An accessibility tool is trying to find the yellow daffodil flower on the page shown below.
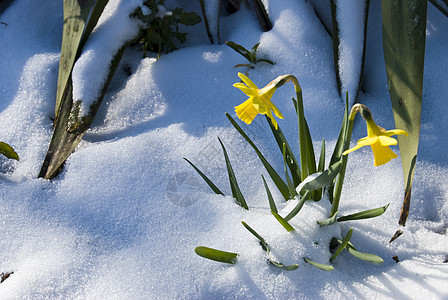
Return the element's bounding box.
[233,73,284,129]
[343,118,408,166]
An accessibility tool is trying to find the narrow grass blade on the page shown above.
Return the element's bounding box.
[337,203,389,222]
[317,212,338,227]
[272,211,295,232]
[299,161,342,194]
[265,115,301,186]
[268,259,299,271]
[283,190,312,221]
[345,243,383,265]
[0,142,19,161]
[241,221,269,252]
[292,97,316,178]
[318,139,325,173]
[330,228,353,262]
[382,0,427,226]
[218,138,248,210]
[226,113,290,200]
[195,246,238,264]
[184,158,224,195]
[262,175,277,213]
[330,93,349,167]
[315,139,326,200]
[283,143,297,198]
[304,258,334,271]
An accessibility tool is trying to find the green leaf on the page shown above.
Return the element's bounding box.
[183,158,224,196]
[265,115,301,187]
[262,175,277,213]
[218,138,248,210]
[345,243,384,265]
[299,161,342,194]
[318,139,325,173]
[268,259,299,271]
[40,45,126,179]
[337,204,390,222]
[55,0,95,120]
[0,142,19,161]
[252,0,273,31]
[283,143,297,198]
[254,58,275,65]
[272,211,295,232]
[283,190,312,221]
[178,11,202,26]
[195,246,238,264]
[225,41,252,62]
[329,93,349,168]
[304,258,334,271]
[382,0,427,226]
[226,113,290,200]
[241,221,269,252]
[330,228,353,262]
[317,212,338,227]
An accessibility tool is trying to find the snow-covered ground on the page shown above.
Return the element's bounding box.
[0,0,447,299]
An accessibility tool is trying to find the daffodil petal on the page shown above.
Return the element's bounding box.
[370,143,397,166]
[235,99,258,124]
[384,129,408,137]
[342,143,365,155]
[271,102,284,119]
[237,72,258,89]
[233,83,256,96]
[357,136,378,147]
[378,135,398,146]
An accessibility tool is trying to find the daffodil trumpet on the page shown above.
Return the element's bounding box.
[330,102,408,217]
[233,73,310,180]
[233,72,300,130]
[343,104,408,167]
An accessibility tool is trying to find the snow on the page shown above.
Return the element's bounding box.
[0,0,447,299]
[335,0,368,105]
[71,0,143,117]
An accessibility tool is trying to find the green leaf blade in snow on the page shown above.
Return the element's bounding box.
[226,113,290,200]
[272,211,295,232]
[337,204,389,222]
[304,258,334,271]
[183,158,224,196]
[346,243,383,265]
[0,142,19,161]
[218,137,248,210]
[195,246,238,264]
[382,0,427,226]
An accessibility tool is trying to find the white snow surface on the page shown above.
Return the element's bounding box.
[0,0,447,299]
[336,0,368,105]
[71,0,143,117]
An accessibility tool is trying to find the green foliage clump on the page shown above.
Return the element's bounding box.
[132,0,202,57]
